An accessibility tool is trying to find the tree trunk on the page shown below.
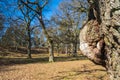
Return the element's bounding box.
[80,0,120,80]
[72,43,77,57]
[49,40,54,62]
[65,44,68,55]
[38,16,54,62]
[27,28,32,59]
[99,0,120,79]
[15,43,18,51]
[13,36,18,51]
[73,36,78,57]
[57,45,60,56]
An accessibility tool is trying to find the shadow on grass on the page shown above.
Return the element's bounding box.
[0,57,49,66]
[0,66,21,72]
[58,67,106,75]
[54,55,88,62]
[51,67,107,80]
[0,55,88,66]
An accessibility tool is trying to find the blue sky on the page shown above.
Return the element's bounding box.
[44,0,62,19]
[0,0,62,20]
[0,0,62,38]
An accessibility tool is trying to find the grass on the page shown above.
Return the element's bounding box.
[0,50,88,65]
[0,50,109,80]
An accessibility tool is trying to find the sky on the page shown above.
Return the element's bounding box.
[0,0,62,38]
[43,0,62,19]
[0,0,62,30]
[0,0,62,19]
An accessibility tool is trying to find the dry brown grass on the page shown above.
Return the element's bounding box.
[0,60,108,80]
[0,51,108,80]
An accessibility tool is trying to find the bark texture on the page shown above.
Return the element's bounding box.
[80,20,106,66]
[80,0,120,80]
[100,0,120,79]
[80,0,106,66]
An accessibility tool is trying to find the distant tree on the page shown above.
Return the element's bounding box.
[1,21,27,49]
[0,0,27,49]
[18,1,36,58]
[33,29,40,47]
[33,28,46,48]
[18,0,54,62]
[0,14,4,30]
[0,14,5,38]
[51,0,87,56]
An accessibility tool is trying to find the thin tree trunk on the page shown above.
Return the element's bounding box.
[72,43,77,57]
[56,44,60,56]
[73,36,78,57]
[57,45,59,56]
[13,36,18,51]
[15,43,18,51]
[49,40,54,62]
[38,16,54,62]
[65,44,68,55]
[27,27,32,59]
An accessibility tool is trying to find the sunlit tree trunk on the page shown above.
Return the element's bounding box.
[56,44,60,56]
[49,40,54,62]
[65,44,68,55]
[38,16,54,62]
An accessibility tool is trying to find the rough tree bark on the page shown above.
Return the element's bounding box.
[80,0,106,66]
[79,0,120,80]
[100,0,120,79]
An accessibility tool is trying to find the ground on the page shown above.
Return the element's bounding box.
[0,50,108,80]
[0,60,108,80]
